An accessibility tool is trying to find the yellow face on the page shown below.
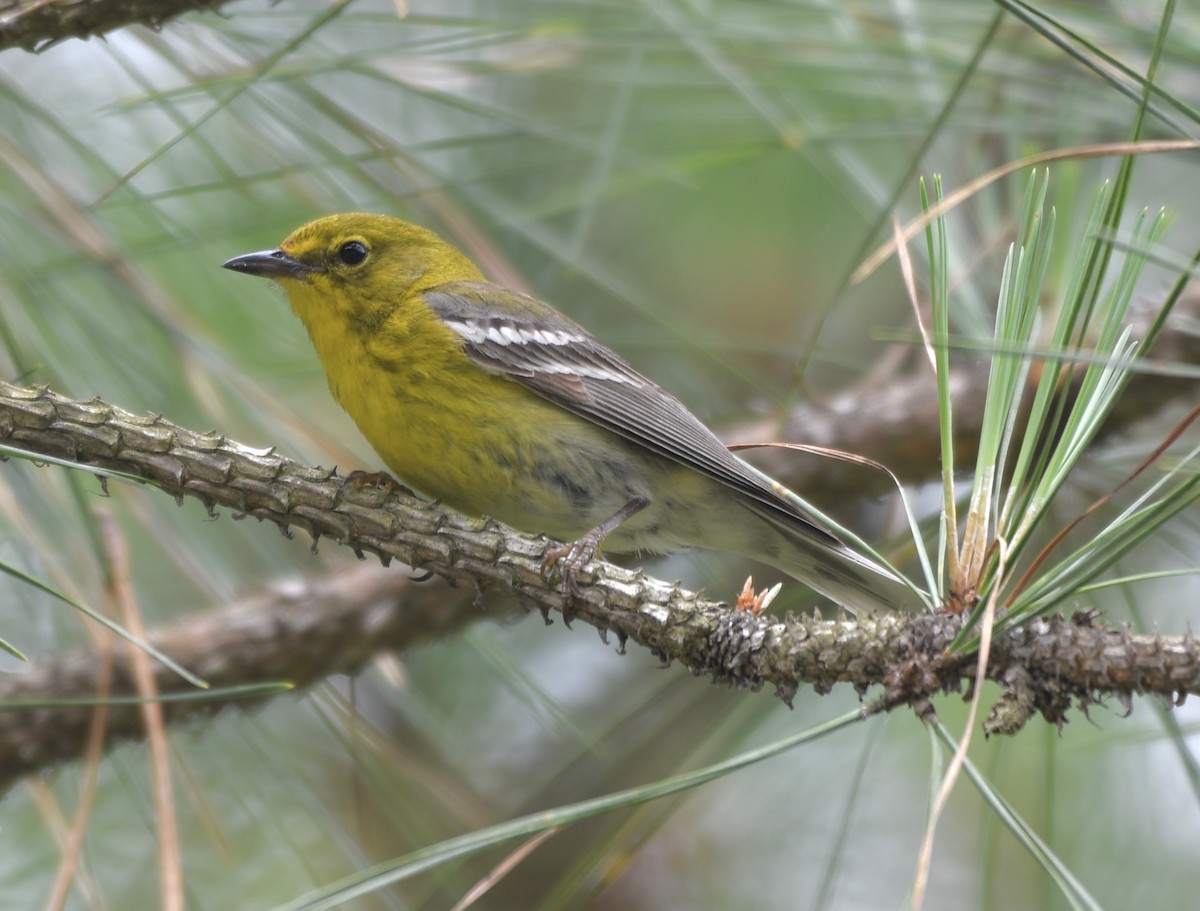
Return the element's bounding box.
[281,216,398,330]
[224,213,484,328]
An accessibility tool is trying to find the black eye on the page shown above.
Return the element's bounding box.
[337,241,368,266]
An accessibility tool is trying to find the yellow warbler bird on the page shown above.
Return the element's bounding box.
[223,213,923,615]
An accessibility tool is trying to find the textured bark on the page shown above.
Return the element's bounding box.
[0,380,1198,789]
[0,565,498,790]
[0,0,226,52]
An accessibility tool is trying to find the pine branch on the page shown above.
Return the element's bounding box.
[0,564,493,791]
[0,379,1199,791]
[0,0,225,53]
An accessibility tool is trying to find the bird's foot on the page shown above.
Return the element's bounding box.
[541,532,603,626]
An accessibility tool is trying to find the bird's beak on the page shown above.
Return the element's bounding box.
[222,249,324,279]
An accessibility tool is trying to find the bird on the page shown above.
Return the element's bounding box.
[223,213,925,615]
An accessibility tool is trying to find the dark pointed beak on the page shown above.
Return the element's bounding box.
[222,249,324,279]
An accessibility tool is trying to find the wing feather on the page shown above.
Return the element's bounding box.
[423,282,839,546]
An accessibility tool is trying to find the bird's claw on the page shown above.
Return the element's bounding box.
[541,534,601,626]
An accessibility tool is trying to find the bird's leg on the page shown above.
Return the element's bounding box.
[543,496,649,624]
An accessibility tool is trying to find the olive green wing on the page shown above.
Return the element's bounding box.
[422,281,839,544]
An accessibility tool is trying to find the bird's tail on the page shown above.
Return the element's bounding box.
[752,508,929,616]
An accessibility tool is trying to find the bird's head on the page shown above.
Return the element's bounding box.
[223,213,484,326]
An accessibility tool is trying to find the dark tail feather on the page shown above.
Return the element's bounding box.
[756,511,928,616]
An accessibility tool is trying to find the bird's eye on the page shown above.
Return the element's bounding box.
[337,241,369,266]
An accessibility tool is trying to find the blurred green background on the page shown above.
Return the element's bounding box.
[0,1,1198,908]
